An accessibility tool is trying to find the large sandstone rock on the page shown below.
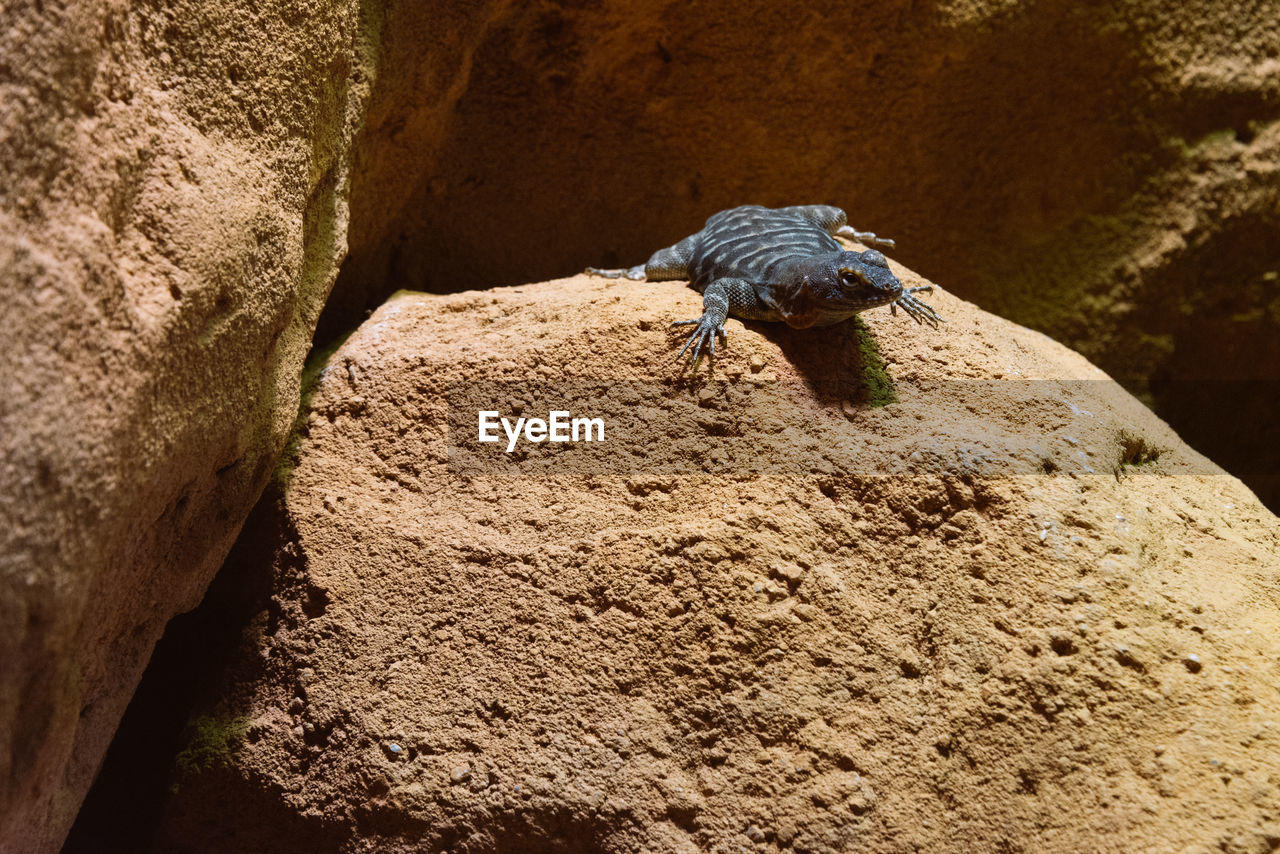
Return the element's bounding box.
[159,265,1280,852]
[0,1,371,850]
[326,0,1280,509]
[7,2,1278,851]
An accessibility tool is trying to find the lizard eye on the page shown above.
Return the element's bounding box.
[839,268,864,286]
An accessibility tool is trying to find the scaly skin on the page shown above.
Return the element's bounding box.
[587,204,942,365]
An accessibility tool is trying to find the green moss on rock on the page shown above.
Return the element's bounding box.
[173,715,249,784]
[854,317,897,408]
[274,331,353,488]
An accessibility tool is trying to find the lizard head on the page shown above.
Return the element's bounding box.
[830,250,903,307]
[778,250,904,328]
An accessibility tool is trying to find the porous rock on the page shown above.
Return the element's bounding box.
[159,266,1280,853]
[0,2,370,851]
[330,0,1280,507]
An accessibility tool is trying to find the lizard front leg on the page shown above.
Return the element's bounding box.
[671,277,756,365]
[890,284,944,327]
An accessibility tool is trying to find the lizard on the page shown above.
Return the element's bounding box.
[586,204,943,364]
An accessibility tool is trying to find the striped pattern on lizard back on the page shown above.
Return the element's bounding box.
[584,203,942,366]
[683,205,842,293]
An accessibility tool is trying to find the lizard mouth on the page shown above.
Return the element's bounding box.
[839,282,903,310]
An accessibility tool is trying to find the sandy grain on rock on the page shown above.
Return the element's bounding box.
[0,3,371,851]
[161,269,1280,854]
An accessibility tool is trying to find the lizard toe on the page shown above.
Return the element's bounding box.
[893,292,944,327]
[675,318,726,365]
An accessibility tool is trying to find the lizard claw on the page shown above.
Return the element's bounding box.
[672,316,726,366]
[890,285,944,327]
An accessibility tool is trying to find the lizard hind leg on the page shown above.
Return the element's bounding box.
[589,231,698,282]
[642,234,697,282]
[585,264,647,280]
[836,224,896,249]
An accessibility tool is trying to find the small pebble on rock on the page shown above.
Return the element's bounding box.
[745,824,766,843]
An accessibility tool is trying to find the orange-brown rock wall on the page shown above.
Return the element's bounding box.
[330,0,1280,506]
[0,1,372,851]
[6,1,1278,851]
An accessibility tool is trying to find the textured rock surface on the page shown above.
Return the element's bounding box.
[159,267,1279,853]
[8,1,1278,851]
[0,1,372,851]
[325,0,1280,509]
